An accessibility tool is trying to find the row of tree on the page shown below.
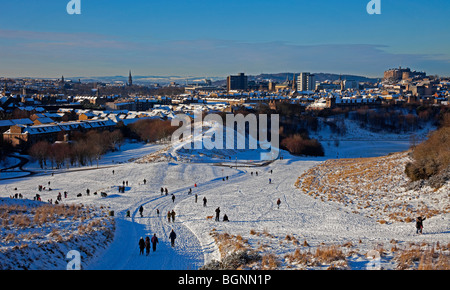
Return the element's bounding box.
[128,118,178,143]
[29,130,123,169]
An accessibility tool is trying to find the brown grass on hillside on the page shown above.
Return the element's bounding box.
[395,243,450,270]
[295,151,449,222]
[210,229,250,258]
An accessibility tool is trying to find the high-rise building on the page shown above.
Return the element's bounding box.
[297,72,315,92]
[227,73,248,91]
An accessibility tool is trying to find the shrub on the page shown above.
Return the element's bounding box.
[405,126,450,181]
[281,134,324,157]
[129,119,178,143]
[314,245,346,264]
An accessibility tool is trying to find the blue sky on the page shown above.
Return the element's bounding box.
[1,0,449,78]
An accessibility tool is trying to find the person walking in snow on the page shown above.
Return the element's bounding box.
[203,196,207,207]
[277,198,281,209]
[215,207,220,221]
[167,211,171,223]
[161,187,164,195]
[151,234,159,252]
[145,236,151,256]
[169,229,177,247]
[172,194,175,203]
[195,194,198,203]
[139,205,144,217]
[171,210,176,222]
[138,237,145,255]
[416,216,426,234]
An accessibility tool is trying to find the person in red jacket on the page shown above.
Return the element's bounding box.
[145,236,150,256]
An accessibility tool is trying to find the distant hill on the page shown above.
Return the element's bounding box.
[252,72,380,83]
[70,72,380,86]
[73,75,224,85]
[211,72,380,87]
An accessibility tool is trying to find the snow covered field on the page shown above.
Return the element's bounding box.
[1,120,448,270]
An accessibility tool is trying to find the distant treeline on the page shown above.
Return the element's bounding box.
[29,130,124,169]
[350,105,441,133]
[27,118,178,169]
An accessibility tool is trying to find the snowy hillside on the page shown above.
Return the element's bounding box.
[0,197,114,270]
[1,118,448,270]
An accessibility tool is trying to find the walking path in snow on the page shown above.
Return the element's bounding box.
[2,137,448,270]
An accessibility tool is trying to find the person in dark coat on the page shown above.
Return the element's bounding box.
[151,234,159,252]
[138,237,145,255]
[167,211,171,223]
[416,216,426,234]
[171,210,176,222]
[223,214,229,222]
[172,194,175,203]
[145,236,151,256]
[139,205,144,217]
[169,229,177,247]
[277,198,281,209]
[203,196,207,207]
[215,207,220,221]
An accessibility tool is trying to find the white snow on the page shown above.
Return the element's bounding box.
[1,119,448,270]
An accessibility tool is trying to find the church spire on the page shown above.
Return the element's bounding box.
[128,70,133,86]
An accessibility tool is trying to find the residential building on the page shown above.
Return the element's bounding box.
[297,72,315,92]
[227,73,248,91]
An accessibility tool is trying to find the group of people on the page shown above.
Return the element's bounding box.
[138,229,177,256]
[138,234,159,256]
[215,207,229,222]
[167,209,176,222]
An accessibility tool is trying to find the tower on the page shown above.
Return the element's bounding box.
[296,72,315,92]
[128,70,133,86]
[291,73,297,90]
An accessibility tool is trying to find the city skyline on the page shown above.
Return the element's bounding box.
[1,0,449,78]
